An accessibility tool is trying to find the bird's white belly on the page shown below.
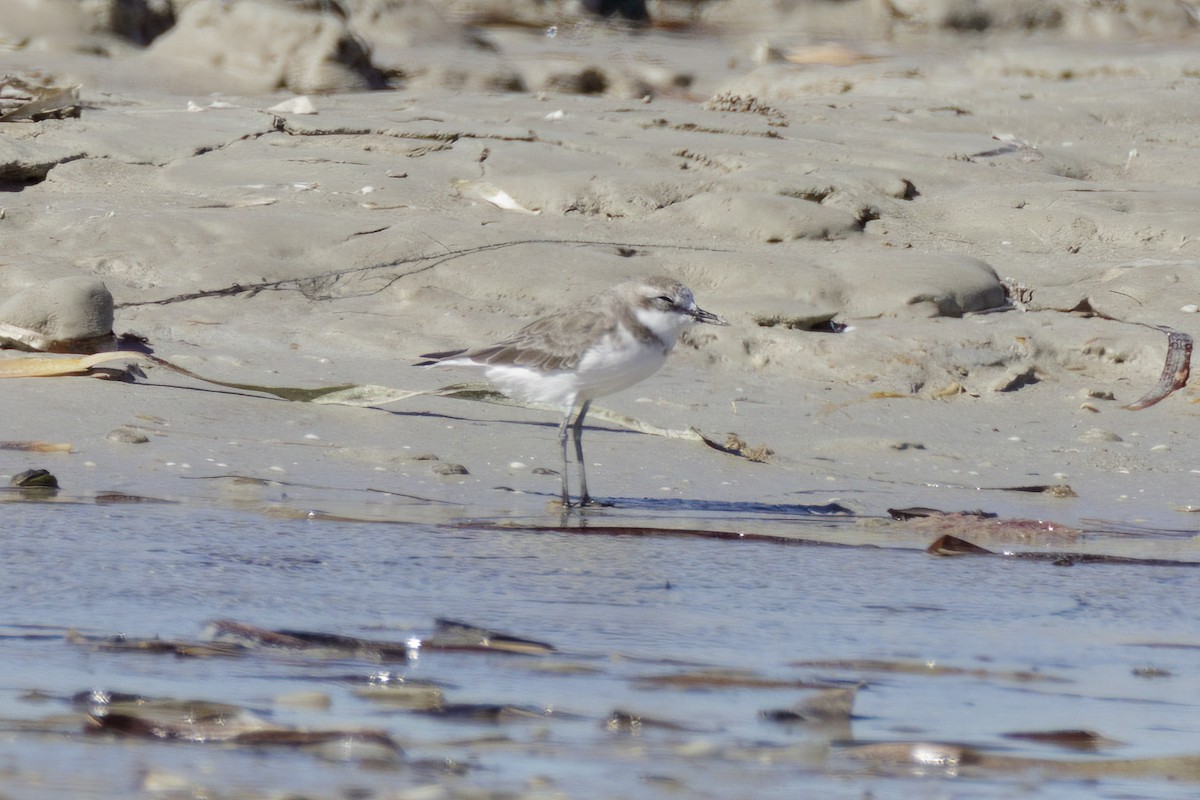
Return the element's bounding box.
[574,335,667,400]
[481,335,668,410]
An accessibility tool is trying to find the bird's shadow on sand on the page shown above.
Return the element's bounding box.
[566,496,855,517]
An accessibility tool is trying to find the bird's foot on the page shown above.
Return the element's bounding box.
[577,495,614,508]
[551,496,613,510]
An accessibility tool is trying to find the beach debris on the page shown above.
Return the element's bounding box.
[452,179,540,214]
[969,134,1043,163]
[10,469,58,489]
[185,99,237,112]
[0,323,59,354]
[892,508,1082,545]
[924,533,1015,556]
[752,310,839,330]
[1131,666,1172,678]
[106,427,151,444]
[1125,326,1191,410]
[71,630,245,659]
[205,620,412,661]
[1080,427,1122,442]
[0,441,71,453]
[634,669,833,691]
[926,534,1200,567]
[94,492,176,505]
[422,618,555,656]
[0,350,759,467]
[701,432,775,462]
[432,461,469,476]
[889,506,994,521]
[761,686,859,723]
[415,703,547,722]
[266,95,317,115]
[81,691,402,761]
[1003,729,1119,752]
[69,620,420,662]
[791,658,1061,683]
[992,484,1077,497]
[990,365,1039,392]
[838,739,1200,781]
[604,709,701,734]
[0,76,81,122]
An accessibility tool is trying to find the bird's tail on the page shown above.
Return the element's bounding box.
[412,348,468,367]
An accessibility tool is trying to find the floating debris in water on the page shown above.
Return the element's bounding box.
[634,668,834,690]
[424,618,555,656]
[1002,728,1120,752]
[926,534,1200,567]
[94,492,176,505]
[206,620,412,661]
[761,686,860,724]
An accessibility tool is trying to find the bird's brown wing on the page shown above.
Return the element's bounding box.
[463,308,615,372]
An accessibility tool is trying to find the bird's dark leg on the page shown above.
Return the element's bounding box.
[557,407,573,507]
[572,399,593,506]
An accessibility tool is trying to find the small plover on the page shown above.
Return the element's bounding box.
[416,276,728,507]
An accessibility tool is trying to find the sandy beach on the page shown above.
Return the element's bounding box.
[3,0,1200,525]
[5,3,1200,797]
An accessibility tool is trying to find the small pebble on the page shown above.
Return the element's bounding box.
[107,427,150,444]
[1080,428,1122,443]
[11,469,58,488]
[432,462,468,476]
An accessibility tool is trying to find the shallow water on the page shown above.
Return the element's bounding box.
[2,498,1199,799]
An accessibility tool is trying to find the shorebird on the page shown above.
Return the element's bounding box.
[416,276,728,507]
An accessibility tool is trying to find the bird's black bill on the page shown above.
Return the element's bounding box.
[691,307,729,326]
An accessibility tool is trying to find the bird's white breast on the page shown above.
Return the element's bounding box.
[572,322,669,401]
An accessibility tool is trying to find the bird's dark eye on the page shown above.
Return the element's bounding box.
[655,295,675,307]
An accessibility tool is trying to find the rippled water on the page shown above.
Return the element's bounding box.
[2,498,1198,799]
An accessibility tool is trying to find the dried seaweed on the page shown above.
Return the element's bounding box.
[926,534,1200,567]
[0,441,72,453]
[0,351,763,463]
[1003,729,1119,752]
[84,705,401,760]
[1125,327,1192,410]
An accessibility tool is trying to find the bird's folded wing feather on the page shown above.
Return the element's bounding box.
[465,308,614,372]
